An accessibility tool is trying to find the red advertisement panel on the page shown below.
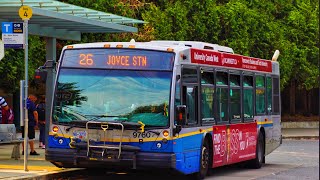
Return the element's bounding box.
[221,53,242,69]
[190,48,272,72]
[227,123,257,165]
[212,125,227,168]
[190,48,222,66]
[212,122,257,168]
[241,56,272,72]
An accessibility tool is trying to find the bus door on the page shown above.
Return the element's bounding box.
[174,66,202,173]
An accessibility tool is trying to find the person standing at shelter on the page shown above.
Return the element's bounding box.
[36,96,46,149]
[22,94,40,155]
[0,96,9,123]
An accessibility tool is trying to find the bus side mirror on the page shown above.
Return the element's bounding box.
[34,69,47,84]
[176,105,187,126]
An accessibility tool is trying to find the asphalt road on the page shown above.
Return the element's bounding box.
[42,139,319,180]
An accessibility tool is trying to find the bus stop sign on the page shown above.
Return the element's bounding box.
[19,5,32,20]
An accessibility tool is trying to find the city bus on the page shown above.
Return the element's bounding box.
[46,40,281,179]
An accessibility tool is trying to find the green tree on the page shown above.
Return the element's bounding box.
[0,36,46,93]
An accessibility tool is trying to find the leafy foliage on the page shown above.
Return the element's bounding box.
[0,0,318,94]
[0,36,46,93]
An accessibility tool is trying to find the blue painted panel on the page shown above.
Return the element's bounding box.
[48,135,70,149]
[48,133,203,175]
[257,124,273,128]
[48,135,173,152]
[173,134,203,174]
[2,22,12,33]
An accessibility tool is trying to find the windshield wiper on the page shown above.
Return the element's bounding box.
[63,120,87,132]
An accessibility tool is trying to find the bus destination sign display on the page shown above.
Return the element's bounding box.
[61,49,174,70]
[191,49,272,72]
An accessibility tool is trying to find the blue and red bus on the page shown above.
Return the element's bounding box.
[46,40,281,179]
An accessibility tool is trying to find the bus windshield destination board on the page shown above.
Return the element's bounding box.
[191,48,272,72]
[61,49,174,70]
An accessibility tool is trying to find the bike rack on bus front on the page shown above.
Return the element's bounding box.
[85,121,124,159]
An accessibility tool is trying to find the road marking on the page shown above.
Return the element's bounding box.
[0,164,62,171]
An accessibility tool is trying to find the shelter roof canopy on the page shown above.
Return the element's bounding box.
[0,0,146,40]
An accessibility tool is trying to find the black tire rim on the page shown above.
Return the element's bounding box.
[257,136,263,163]
[201,145,209,174]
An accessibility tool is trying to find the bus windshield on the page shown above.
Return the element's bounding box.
[53,68,172,127]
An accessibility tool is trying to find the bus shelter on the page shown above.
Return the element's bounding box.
[0,0,145,170]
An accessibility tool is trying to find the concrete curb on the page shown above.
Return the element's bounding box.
[282,121,319,128]
[282,136,319,140]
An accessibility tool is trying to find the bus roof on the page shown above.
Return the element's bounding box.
[63,40,233,53]
[62,40,279,75]
[150,41,234,54]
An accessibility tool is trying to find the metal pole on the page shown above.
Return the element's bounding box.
[20,80,25,129]
[23,19,29,172]
[45,37,56,149]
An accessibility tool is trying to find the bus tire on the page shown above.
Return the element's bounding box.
[192,139,210,180]
[248,132,264,169]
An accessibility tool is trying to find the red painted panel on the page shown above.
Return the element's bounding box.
[227,123,257,165]
[221,53,242,69]
[212,122,257,168]
[212,125,227,168]
[241,56,272,73]
[191,48,222,66]
[190,48,272,73]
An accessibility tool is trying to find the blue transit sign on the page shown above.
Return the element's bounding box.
[1,22,24,49]
[2,22,13,33]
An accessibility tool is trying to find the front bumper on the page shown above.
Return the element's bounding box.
[46,148,176,169]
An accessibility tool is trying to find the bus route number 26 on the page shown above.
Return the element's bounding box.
[79,53,94,66]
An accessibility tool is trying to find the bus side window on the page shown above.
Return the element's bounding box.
[201,69,214,123]
[255,75,265,114]
[183,86,198,125]
[243,75,254,120]
[216,71,228,123]
[175,79,181,106]
[181,66,198,125]
[216,88,228,122]
[272,77,280,114]
[201,87,214,122]
[267,77,272,114]
[230,74,241,120]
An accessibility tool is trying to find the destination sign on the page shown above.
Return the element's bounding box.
[61,49,174,70]
[191,49,272,72]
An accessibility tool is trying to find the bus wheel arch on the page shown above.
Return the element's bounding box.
[192,133,213,180]
[259,127,266,163]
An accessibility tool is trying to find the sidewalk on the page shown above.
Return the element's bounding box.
[0,131,80,180]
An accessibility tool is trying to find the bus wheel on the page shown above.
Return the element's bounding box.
[248,132,264,169]
[192,140,210,180]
